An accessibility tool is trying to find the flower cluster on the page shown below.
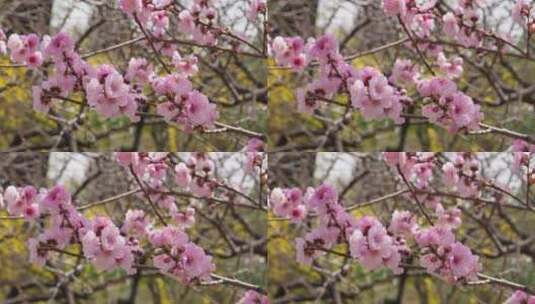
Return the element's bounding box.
[244,138,266,172]
[512,140,535,152]
[269,151,519,283]
[247,0,267,22]
[270,32,485,131]
[154,72,217,130]
[173,153,217,198]
[115,152,214,228]
[5,33,43,68]
[2,179,214,284]
[3,0,283,132]
[271,36,308,71]
[115,151,261,215]
[271,34,408,123]
[349,215,408,274]
[511,141,535,184]
[82,216,141,274]
[119,0,264,46]
[3,185,41,220]
[384,152,481,197]
[271,184,407,274]
[269,0,535,135]
[383,0,507,49]
[150,225,214,283]
[418,77,482,133]
[85,62,142,120]
[415,226,480,282]
[512,0,534,28]
[0,29,220,128]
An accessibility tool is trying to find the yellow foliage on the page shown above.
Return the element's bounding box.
[156,278,171,304]
[168,126,177,151]
[427,127,442,151]
[424,278,439,304]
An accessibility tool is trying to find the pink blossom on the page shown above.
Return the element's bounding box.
[383,0,407,17]
[81,219,137,274]
[417,77,457,98]
[413,14,435,38]
[504,290,535,304]
[0,29,7,55]
[438,53,463,79]
[367,223,392,252]
[116,152,134,166]
[25,52,43,69]
[172,52,199,77]
[442,12,460,37]
[437,206,462,229]
[420,253,442,273]
[178,10,196,34]
[447,242,479,279]
[100,224,123,251]
[190,177,212,198]
[23,203,40,221]
[442,162,459,187]
[175,163,192,188]
[391,59,419,85]
[5,186,39,218]
[180,243,214,282]
[271,36,288,55]
[271,188,294,217]
[149,226,189,248]
[349,219,403,273]
[247,0,267,21]
[295,238,316,265]
[307,184,338,211]
[122,209,149,237]
[153,254,176,273]
[415,226,455,247]
[383,152,406,166]
[104,71,129,99]
[173,207,196,229]
[296,87,319,114]
[28,238,47,266]
[456,176,479,197]
[118,0,143,15]
[512,0,531,24]
[245,138,265,152]
[412,162,433,188]
[238,290,269,304]
[369,74,394,101]
[389,210,418,236]
[289,204,307,223]
[44,32,74,59]
[42,185,71,213]
[271,36,308,71]
[157,101,180,122]
[151,10,169,35]
[308,34,337,62]
[32,86,53,113]
[511,140,535,152]
[125,57,153,84]
[3,185,20,209]
[185,91,217,127]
